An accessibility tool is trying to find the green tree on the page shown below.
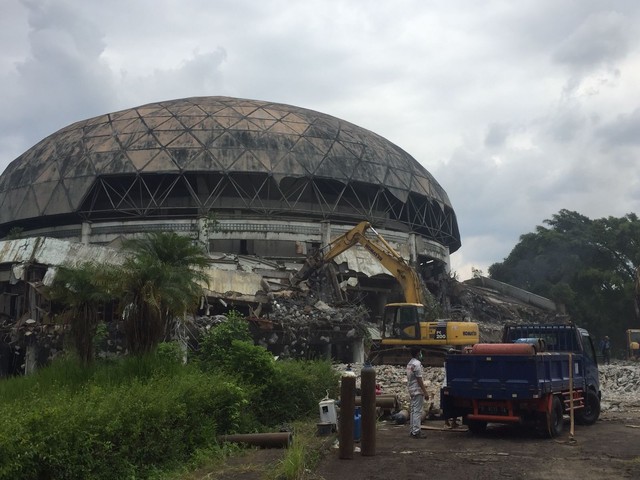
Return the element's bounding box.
[117,232,209,355]
[489,209,640,350]
[48,263,114,364]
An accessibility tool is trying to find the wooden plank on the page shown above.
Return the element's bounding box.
[421,425,469,432]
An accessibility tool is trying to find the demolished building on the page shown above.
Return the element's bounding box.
[0,96,558,373]
[0,234,560,376]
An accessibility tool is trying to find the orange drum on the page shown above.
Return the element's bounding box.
[470,343,536,355]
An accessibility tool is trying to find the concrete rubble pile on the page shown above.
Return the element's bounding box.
[335,362,640,415]
[599,362,640,412]
[334,363,445,414]
[449,280,567,343]
[256,296,370,359]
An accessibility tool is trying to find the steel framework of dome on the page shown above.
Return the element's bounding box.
[0,96,460,251]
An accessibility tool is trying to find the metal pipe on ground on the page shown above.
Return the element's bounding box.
[355,394,398,410]
[218,432,293,449]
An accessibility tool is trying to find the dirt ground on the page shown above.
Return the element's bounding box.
[200,409,640,479]
[311,410,640,480]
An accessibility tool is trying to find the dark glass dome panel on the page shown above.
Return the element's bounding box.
[0,97,460,251]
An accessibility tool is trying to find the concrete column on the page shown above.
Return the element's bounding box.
[25,344,37,375]
[197,217,208,248]
[174,316,188,365]
[81,222,91,244]
[320,221,332,248]
[324,343,332,361]
[444,246,451,274]
[352,338,365,364]
[377,292,388,320]
[408,232,418,266]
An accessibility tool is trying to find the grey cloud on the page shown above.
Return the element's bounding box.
[116,49,227,110]
[552,11,631,70]
[533,168,591,200]
[485,123,510,148]
[434,146,540,242]
[0,1,114,143]
[596,108,640,147]
[545,108,588,143]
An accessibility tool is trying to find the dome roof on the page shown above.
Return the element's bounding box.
[0,96,460,250]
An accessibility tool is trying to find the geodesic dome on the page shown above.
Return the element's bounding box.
[0,96,460,251]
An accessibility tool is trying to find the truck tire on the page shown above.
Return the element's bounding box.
[575,390,600,425]
[466,419,487,434]
[547,396,564,438]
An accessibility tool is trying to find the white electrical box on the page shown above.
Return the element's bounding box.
[319,399,337,425]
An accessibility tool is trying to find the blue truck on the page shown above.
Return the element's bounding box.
[440,323,601,437]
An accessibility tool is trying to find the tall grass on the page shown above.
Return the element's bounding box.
[0,355,94,403]
[0,353,246,479]
[266,420,333,480]
[0,345,339,480]
[0,350,185,404]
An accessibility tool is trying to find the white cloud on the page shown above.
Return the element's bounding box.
[2,0,640,280]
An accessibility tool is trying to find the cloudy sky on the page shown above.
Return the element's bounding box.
[2,0,640,280]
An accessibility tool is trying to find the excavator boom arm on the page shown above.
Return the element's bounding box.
[318,222,426,305]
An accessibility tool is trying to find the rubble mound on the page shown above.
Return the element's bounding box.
[449,280,568,343]
[253,295,371,360]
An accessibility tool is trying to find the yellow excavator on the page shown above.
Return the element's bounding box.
[292,221,479,364]
[626,329,640,360]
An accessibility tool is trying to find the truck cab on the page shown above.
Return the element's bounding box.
[502,323,601,400]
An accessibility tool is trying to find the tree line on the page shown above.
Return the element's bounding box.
[488,209,640,354]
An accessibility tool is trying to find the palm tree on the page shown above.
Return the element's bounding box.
[48,262,114,364]
[118,232,209,355]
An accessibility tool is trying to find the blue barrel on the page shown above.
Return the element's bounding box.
[354,407,362,442]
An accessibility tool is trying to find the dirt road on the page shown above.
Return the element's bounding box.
[312,410,640,480]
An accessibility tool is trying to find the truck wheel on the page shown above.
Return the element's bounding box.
[467,420,487,434]
[575,390,600,425]
[547,396,564,438]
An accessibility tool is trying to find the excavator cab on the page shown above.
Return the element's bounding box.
[377,302,479,365]
[382,303,480,346]
[382,303,424,340]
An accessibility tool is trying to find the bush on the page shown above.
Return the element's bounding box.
[255,360,339,425]
[0,319,341,478]
[197,312,252,363]
[196,312,339,427]
[0,356,249,479]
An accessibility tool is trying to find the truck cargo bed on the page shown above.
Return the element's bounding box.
[445,352,585,401]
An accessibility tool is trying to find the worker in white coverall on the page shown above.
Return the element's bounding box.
[406,347,429,438]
